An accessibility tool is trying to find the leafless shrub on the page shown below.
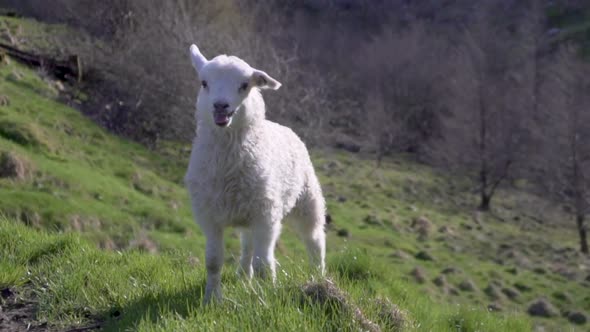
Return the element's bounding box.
[431,3,535,211]
[534,45,590,254]
[354,23,448,159]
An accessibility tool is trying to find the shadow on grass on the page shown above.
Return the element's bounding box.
[99,280,206,332]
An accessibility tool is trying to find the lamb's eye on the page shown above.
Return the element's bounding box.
[238,82,249,92]
[201,81,208,89]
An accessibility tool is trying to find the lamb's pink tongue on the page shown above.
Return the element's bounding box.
[214,113,229,125]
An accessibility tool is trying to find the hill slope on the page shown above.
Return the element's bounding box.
[0,52,536,331]
[0,15,589,331]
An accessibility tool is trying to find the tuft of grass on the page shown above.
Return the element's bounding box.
[0,120,51,149]
[329,248,378,281]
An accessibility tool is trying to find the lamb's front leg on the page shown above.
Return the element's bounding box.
[252,223,281,281]
[203,227,224,304]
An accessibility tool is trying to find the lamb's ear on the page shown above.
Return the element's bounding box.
[251,69,281,90]
[189,44,208,72]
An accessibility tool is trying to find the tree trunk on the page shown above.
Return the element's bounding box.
[479,167,491,211]
[479,192,491,211]
[577,214,589,254]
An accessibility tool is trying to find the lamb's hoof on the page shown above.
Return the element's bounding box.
[203,288,222,305]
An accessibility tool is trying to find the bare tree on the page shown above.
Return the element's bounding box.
[537,46,590,254]
[436,3,532,211]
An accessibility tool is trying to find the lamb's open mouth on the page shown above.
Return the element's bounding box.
[213,110,235,127]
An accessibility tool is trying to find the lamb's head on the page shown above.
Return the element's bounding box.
[189,44,281,129]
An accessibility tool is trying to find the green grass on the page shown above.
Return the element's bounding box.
[0,59,200,252]
[0,219,530,331]
[0,56,534,331]
[0,15,91,56]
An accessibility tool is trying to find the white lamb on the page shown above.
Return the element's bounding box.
[184,44,326,304]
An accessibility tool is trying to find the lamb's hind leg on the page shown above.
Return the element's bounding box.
[237,228,254,278]
[292,191,326,275]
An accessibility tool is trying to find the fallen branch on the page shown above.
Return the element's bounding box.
[0,42,82,82]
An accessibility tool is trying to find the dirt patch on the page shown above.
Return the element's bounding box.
[374,297,409,331]
[128,230,158,254]
[301,280,381,332]
[0,287,100,332]
[411,216,432,241]
[0,287,47,332]
[0,151,33,180]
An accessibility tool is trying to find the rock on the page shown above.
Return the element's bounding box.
[410,267,427,284]
[19,209,41,227]
[0,95,9,106]
[448,243,463,253]
[473,211,483,225]
[363,214,383,227]
[514,282,532,293]
[552,291,572,303]
[433,275,446,287]
[390,250,411,260]
[322,160,342,172]
[502,287,520,300]
[438,225,454,235]
[337,229,350,238]
[188,255,200,267]
[54,80,65,92]
[415,251,434,261]
[302,281,380,332]
[458,279,478,292]
[460,223,473,231]
[302,280,347,307]
[411,216,432,240]
[552,265,577,281]
[488,303,502,312]
[337,196,347,202]
[441,267,461,274]
[503,250,532,269]
[484,284,503,301]
[566,311,587,325]
[527,299,559,318]
[374,297,408,331]
[129,231,158,254]
[1,288,13,299]
[0,151,33,180]
[448,287,460,296]
[100,238,117,250]
[335,141,361,153]
[533,325,546,332]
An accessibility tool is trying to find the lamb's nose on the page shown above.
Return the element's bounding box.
[214,101,229,110]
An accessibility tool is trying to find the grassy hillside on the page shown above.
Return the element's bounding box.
[0,15,588,332]
[1,219,533,332]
